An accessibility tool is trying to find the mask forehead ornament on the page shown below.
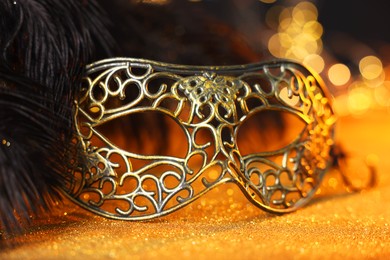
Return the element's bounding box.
[66,58,336,220]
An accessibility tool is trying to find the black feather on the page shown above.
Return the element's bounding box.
[0,0,113,233]
[0,76,66,232]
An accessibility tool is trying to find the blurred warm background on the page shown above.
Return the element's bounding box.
[1,0,390,258]
[99,0,390,117]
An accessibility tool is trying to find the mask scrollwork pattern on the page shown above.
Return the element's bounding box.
[65,58,336,220]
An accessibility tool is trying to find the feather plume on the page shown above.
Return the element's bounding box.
[0,0,113,233]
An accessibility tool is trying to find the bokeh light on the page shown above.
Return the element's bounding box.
[303,53,325,73]
[264,1,388,117]
[267,1,322,62]
[328,63,351,86]
[359,55,383,80]
[347,83,372,115]
[374,81,390,107]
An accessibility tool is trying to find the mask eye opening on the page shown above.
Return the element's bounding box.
[93,110,189,158]
[236,109,306,156]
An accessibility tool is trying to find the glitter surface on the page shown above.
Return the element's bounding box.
[1,110,390,259]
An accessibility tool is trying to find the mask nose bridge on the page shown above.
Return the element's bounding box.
[181,72,270,208]
[203,75,249,183]
[213,121,257,192]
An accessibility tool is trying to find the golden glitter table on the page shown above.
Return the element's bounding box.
[1,109,390,259]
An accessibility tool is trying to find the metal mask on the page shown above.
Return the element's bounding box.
[65,58,336,220]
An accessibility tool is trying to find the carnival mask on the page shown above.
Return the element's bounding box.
[65,58,336,220]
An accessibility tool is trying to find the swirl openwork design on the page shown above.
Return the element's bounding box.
[65,58,336,220]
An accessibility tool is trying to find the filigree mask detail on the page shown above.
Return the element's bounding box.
[65,58,336,220]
